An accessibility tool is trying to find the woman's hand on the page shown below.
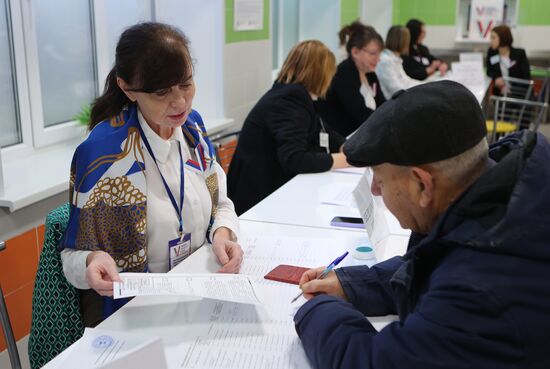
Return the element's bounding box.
[331,153,349,169]
[212,227,243,273]
[438,62,448,75]
[85,251,121,296]
[298,266,347,300]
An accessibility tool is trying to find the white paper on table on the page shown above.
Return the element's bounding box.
[450,61,486,89]
[239,235,362,286]
[459,52,484,64]
[59,328,167,369]
[113,273,263,305]
[177,295,310,369]
[352,169,410,261]
[320,183,357,208]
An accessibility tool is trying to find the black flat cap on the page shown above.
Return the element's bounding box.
[344,80,487,167]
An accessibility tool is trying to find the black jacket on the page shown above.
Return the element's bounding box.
[403,44,438,81]
[227,83,345,215]
[486,47,531,94]
[316,58,385,137]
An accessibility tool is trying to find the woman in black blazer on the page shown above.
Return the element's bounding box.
[227,40,348,215]
[315,22,385,137]
[486,25,530,95]
[402,18,448,80]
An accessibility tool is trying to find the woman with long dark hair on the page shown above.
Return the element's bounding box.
[402,19,448,80]
[60,22,243,326]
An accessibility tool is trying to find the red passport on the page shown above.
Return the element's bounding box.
[264,264,310,285]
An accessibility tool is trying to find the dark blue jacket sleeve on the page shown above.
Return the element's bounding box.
[335,256,403,316]
[295,284,523,369]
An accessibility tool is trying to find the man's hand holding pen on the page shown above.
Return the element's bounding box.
[298,267,347,300]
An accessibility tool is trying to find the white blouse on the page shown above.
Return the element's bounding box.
[376,49,422,99]
[61,110,240,289]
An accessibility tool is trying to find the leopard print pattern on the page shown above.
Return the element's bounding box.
[205,173,219,218]
[76,176,147,271]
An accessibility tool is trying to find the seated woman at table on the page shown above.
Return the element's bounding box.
[402,18,448,80]
[60,22,243,326]
[227,40,349,215]
[376,25,421,99]
[315,21,385,137]
[486,24,530,96]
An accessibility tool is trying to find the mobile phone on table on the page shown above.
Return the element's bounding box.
[330,216,364,229]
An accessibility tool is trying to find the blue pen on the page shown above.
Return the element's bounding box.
[291,251,349,303]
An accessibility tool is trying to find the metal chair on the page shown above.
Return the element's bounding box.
[501,76,535,100]
[210,130,241,174]
[0,241,22,369]
[487,95,549,143]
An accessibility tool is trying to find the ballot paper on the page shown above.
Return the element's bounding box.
[59,328,167,369]
[113,273,263,305]
[177,290,310,369]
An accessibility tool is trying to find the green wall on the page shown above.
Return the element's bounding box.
[519,0,550,25]
[341,0,361,27]
[225,0,270,43]
[392,0,456,25]
[392,0,550,27]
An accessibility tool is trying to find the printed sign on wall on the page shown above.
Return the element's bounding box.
[469,0,504,41]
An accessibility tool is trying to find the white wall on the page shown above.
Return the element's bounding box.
[362,0,393,39]
[155,0,225,120]
[223,40,273,127]
[425,24,550,57]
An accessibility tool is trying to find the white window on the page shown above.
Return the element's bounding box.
[272,0,340,71]
[0,0,227,211]
[0,0,21,148]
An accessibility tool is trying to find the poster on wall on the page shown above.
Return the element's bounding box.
[468,0,504,41]
[234,0,263,31]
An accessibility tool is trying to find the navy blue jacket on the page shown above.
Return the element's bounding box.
[295,131,550,369]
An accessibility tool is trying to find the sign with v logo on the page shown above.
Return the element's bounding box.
[468,0,504,41]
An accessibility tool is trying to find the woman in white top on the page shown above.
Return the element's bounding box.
[60,22,243,326]
[376,26,421,99]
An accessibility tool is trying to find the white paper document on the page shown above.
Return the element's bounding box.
[177,293,310,369]
[353,169,410,261]
[233,0,263,31]
[59,328,167,369]
[320,183,357,208]
[113,273,263,305]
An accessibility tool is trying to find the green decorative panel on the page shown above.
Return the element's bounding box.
[341,0,361,27]
[519,0,550,25]
[392,0,456,25]
[225,0,270,43]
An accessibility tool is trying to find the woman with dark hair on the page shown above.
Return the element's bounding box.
[60,22,243,326]
[402,19,448,80]
[376,26,421,99]
[315,21,385,137]
[227,40,348,215]
[487,24,530,95]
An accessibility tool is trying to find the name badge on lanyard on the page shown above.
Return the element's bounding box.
[319,118,330,154]
[168,233,191,270]
[137,123,192,271]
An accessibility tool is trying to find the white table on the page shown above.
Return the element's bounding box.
[44,220,395,368]
[240,171,366,232]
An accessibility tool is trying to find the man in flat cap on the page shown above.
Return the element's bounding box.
[294,80,550,369]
